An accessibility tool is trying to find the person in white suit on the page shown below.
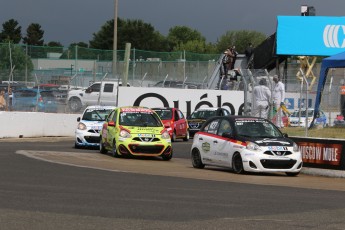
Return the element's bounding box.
[253,78,271,119]
[272,75,285,128]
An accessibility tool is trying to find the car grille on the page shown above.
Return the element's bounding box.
[189,123,201,129]
[88,129,101,134]
[84,136,100,143]
[132,137,160,142]
[260,159,297,169]
[128,144,164,154]
[290,121,300,125]
[264,151,292,156]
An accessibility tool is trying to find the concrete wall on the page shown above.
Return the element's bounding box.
[33,59,96,72]
[0,111,80,139]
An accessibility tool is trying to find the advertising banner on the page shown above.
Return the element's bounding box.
[291,136,345,169]
[117,87,245,118]
[277,16,345,56]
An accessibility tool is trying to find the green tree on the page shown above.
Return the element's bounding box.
[0,43,33,81]
[23,23,44,45]
[46,41,63,47]
[45,41,64,55]
[174,40,217,53]
[89,18,168,52]
[216,30,267,53]
[89,20,114,50]
[167,26,206,51]
[118,19,167,51]
[0,19,22,43]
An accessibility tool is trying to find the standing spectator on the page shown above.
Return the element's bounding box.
[244,43,254,68]
[5,87,12,111]
[217,50,230,90]
[253,78,271,119]
[229,46,238,70]
[0,90,6,110]
[272,75,285,128]
[245,43,254,62]
[221,50,230,77]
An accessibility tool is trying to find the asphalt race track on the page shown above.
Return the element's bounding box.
[1,137,345,230]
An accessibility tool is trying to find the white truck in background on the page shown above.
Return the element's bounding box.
[67,80,130,112]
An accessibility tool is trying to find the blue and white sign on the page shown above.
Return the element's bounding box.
[284,98,294,110]
[277,16,345,56]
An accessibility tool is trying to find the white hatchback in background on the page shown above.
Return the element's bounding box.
[289,108,328,128]
[75,105,116,148]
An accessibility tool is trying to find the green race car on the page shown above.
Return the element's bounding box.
[100,106,173,160]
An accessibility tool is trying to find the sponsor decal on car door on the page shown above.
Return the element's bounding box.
[211,135,232,167]
[198,133,216,165]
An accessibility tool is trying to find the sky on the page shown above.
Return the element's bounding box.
[1,0,345,47]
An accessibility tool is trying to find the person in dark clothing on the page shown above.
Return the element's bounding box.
[221,50,229,76]
[217,50,231,90]
[230,45,238,70]
[245,43,254,61]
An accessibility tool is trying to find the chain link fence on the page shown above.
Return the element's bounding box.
[1,43,345,136]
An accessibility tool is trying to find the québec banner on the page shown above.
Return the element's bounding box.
[277,16,345,56]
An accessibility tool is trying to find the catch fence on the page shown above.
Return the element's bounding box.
[1,43,345,138]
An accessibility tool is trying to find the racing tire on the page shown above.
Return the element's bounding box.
[68,97,82,112]
[74,143,81,149]
[112,140,119,157]
[172,131,177,142]
[162,150,173,161]
[191,148,205,169]
[99,138,107,154]
[285,172,300,177]
[183,130,190,142]
[232,152,244,174]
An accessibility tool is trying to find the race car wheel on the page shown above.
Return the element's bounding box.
[162,150,173,161]
[172,131,177,142]
[183,130,190,141]
[74,142,80,149]
[112,140,119,157]
[285,172,300,177]
[191,148,205,169]
[232,152,244,174]
[99,138,107,154]
[68,97,82,112]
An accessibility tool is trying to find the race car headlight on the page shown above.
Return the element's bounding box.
[161,130,170,139]
[293,142,299,152]
[119,129,131,138]
[246,141,262,151]
[77,122,87,130]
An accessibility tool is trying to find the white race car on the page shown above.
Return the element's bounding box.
[75,105,116,148]
[190,116,302,176]
[289,108,328,128]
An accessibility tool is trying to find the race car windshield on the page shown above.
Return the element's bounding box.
[190,110,216,119]
[154,109,172,120]
[119,112,162,127]
[83,109,112,121]
[235,121,282,138]
[291,110,314,117]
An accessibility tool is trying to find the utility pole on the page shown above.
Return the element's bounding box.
[112,0,118,79]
